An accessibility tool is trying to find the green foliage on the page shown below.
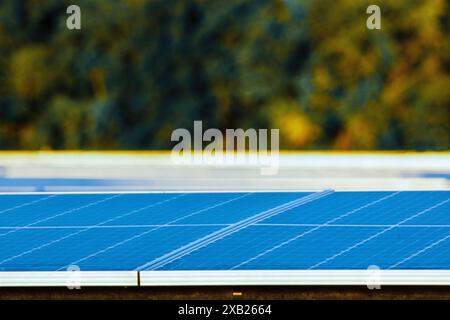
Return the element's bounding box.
[0,0,448,150]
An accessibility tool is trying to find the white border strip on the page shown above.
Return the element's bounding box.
[1,270,450,287]
[0,190,321,195]
[0,271,137,287]
[140,270,450,286]
[0,189,449,195]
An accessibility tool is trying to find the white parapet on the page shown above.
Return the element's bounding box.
[0,271,138,287]
[1,270,450,287]
[140,270,450,286]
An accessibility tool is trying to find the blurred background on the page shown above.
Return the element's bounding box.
[0,0,449,192]
[0,0,448,151]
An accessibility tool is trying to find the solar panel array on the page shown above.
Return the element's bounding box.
[0,190,449,272]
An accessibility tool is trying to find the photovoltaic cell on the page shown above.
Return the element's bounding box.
[0,191,449,272]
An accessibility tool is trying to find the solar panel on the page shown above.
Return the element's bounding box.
[1,190,449,286]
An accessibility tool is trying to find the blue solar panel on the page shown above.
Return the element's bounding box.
[0,190,449,272]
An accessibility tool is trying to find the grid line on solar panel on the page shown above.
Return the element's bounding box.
[294,226,447,270]
[0,194,184,266]
[262,191,390,225]
[1,226,224,271]
[230,191,400,269]
[0,193,258,271]
[0,224,230,230]
[256,223,450,228]
[0,194,57,215]
[3,223,450,231]
[334,191,450,225]
[137,190,333,271]
[308,196,450,269]
[0,194,122,238]
[55,193,251,271]
[0,194,118,229]
[389,234,450,269]
[393,234,450,269]
[1,191,449,272]
[172,192,310,225]
[401,198,450,226]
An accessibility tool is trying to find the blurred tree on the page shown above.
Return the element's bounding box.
[0,0,448,150]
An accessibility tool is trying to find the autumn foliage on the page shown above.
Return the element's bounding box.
[0,0,448,150]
